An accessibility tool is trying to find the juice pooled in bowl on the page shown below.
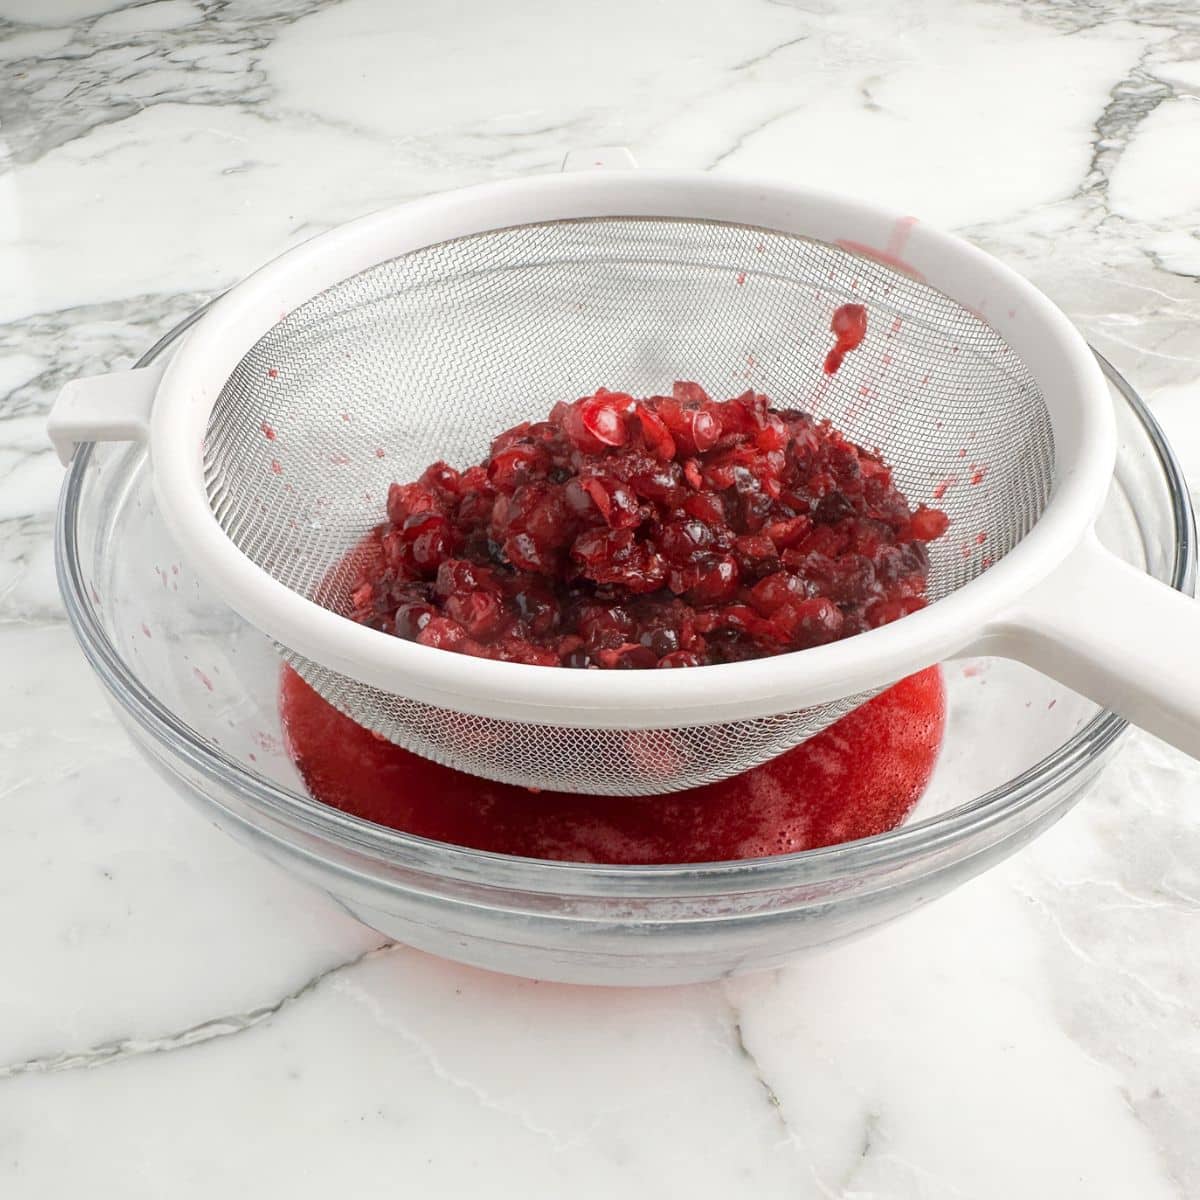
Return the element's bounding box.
[284,329,949,863]
[281,665,945,865]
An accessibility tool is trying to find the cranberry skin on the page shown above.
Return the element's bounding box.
[488,444,545,489]
[672,381,710,405]
[635,404,676,460]
[401,511,454,571]
[580,477,641,529]
[638,625,680,656]
[496,485,573,574]
[416,616,471,651]
[906,505,951,542]
[774,596,845,646]
[419,461,462,497]
[435,558,498,598]
[573,602,635,649]
[509,580,560,637]
[386,482,441,527]
[690,410,721,453]
[596,643,659,669]
[657,396,722,456]
[394,602,437,640]
[356,367,948,669]
[685,555,740,605]
[581,393,632,447]
[867,594,928,627]
[749,571,808,616]
[443,589,507,640]
[765,515,811,549]
[658,650,702,668]
[659,517,714,565]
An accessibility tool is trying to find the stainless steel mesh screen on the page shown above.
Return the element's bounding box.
[205,217,1054,795]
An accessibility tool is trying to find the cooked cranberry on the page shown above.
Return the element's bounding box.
[443,589,507,640]
[419,461,462,497]
[686,555,740,605]
[657,650,702,668]
[774,596,844,645]
[639,626,680,656]
[348,371,947,668]
[580,477,641,529]
[488,444,544,489]
[905,505,951,542]
[749,571,807,615]
[394,602,437,640]
[659,518,714,565]
[510,581,559,636]
[416,616,471,651]
[635,404,676,460]
[595,643,659,669]
[386,482,440,526]
[402,511,454,570]
[867,594,928,626]
[581,392,632,447]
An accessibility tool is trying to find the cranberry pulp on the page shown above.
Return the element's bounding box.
[349,380,949,669]
[824,303,869,375]
[280,665,945,864]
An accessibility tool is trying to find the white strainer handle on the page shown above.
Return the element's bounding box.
[47,362,165,465]
[981,532,1200,756]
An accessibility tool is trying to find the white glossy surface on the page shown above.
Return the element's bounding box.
[1,0,1198,1195]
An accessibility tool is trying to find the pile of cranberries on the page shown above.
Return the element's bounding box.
[348,380,949,669]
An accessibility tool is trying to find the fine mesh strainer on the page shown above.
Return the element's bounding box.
[49,152,1200,795]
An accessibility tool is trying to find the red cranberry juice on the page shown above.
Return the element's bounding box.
[280,664,944,865]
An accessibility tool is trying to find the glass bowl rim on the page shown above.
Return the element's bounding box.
[54,309,1197,897]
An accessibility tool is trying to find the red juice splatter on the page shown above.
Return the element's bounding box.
[824,304,868,375]
[193,667,214,691]
[261,421,277,441]
[933,476,958,500]
[270,459,282,475]
[970,466,987,485]
[280,665,945,865]
[736,272,746,285]
[267,368,279,379]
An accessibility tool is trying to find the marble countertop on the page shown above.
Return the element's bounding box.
[2,0,1199,1195]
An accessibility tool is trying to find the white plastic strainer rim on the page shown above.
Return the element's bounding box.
[149,168,1116,730]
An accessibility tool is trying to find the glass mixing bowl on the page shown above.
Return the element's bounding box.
[56,313,1195,986]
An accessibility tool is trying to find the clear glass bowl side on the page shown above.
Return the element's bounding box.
[55,328,1195,983]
